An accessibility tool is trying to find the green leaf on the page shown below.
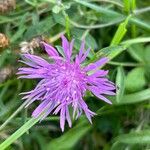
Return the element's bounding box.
[120,88,150,104]
[122,37,150,45]
[116,67,125,103]
[71,28,98,50]
[25,0,37,7]
[0,117,40,150]
[125,67,146,92]
[111,142,126,150]
[130,17,150,31]
[114,130,150,145]
[0,51,9,68]
[46,118,91,150]
[96,45,126,60]
[74,0,150,31]
[74,0,120,17]
[24,17,56,39]
[111,15,131,45]
[53,12,66,26]
[144,45,150,63]
[128,45,145,62]
[0,15,21,24]
[55,46,65,57]
[10,13,29,43]
[52,5,62,14]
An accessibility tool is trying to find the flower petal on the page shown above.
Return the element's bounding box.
[42,42,59,57]
[22,54,50,67]
[66,106,72,127]
[32,100,51,118]
[60,106,66,132]
[84,57,109,71]
[61,35,74,61]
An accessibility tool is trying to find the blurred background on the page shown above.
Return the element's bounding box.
[0,0,150,150]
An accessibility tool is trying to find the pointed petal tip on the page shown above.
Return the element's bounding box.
[101,57,109,63]
[60,125,64,132]
[108,101,112,105]
[32,113,38,118]
[68,123,72,128]
[61,34,66,39]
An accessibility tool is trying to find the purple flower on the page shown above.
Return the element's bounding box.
[18,35,115,131]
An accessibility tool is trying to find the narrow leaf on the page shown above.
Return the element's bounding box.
[128,45,145,62]
[111,15,131,45]
[114,130,150,144]
[120,89,150,104]
[96,45,126,60]
[116,67,125,103]
[122,37,150,45]
[130,17,150,31]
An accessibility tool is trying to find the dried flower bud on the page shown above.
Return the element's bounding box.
[0,33,9,48]
[0,0,16,13]
[20,41,34,54]
[19,36,47,54]
[0,66,14,83]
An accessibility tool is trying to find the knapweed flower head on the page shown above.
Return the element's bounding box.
[18,35,116,131]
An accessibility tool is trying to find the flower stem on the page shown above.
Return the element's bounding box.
[108,61,142,67]
[0,101,28,131]
[0,117,41,150]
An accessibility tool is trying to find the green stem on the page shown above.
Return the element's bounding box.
[15,116,59,121]
[0,101,28,131]
[131,0,136,37]
[69,18,124,29]
[123,0,130,14]
[110,15,131,46]
[108,61,142,67]
[121,37,150,45]
[0,117,41,150]
[134,7,150,15]
[131,0,136,11]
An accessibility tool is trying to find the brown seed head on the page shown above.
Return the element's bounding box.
[0,33,9,48]
[19,36,47,54]
[0,0,16,13]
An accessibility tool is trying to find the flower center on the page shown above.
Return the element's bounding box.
[56,62,86,89]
